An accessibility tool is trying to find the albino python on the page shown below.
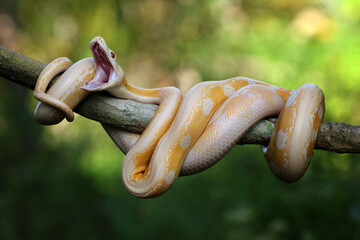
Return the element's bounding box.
[34,37,325,198]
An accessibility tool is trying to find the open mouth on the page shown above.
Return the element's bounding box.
[82,41,118,90]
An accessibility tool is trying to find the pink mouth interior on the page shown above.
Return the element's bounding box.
[82,42,117,90]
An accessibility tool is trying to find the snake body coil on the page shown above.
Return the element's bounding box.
[34,37,325,198]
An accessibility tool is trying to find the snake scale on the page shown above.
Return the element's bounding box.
[34,37,325,198]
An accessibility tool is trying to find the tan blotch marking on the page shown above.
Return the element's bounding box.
[180,134,192,150]
[276,130,288,150]
[302,142,310,163]
[282,152,289,170]
[202,98,214,116]
[285,89,299,107]
[222,84,235,96]
[318,103,324,118]
[165,170,176,185]
[311,130,317,142]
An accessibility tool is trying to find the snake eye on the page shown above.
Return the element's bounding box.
[110,51,116,59]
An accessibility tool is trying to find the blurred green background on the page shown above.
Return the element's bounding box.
[1,0,360,239]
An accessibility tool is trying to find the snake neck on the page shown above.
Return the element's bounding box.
[108,79,162,104]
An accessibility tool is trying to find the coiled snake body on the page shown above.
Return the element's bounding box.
[34,37,325,198]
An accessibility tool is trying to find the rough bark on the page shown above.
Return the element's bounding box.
[0,46,359,153]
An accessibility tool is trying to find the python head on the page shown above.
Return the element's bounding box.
[82,36,126,92]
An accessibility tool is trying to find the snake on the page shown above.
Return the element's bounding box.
[34,36,325,198]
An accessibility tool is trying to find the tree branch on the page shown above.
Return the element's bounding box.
[0,46,359,153]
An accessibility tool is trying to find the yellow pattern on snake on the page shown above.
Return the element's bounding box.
[34,36,325,198]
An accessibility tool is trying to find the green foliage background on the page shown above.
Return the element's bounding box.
[0,0,360,239]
